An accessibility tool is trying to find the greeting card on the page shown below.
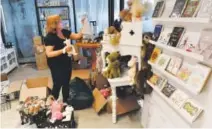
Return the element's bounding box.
[170,0,189,17]
[177,31,201,52]
[150,47,162,63]
[197,0,212,18]
[149,74,159,85]
[194,29,212,62]
[167,27,185,47]
[177,62,193,82]
[166,56,183,75]
[187,64,211,93]
[158,27,173,44]
[156,54,171,69]
[180,99,203,121]
[182,0,201,17]
[161,83,176,98]
[152,0,165,17]
[170,90,189,108]
[153,24,163,41]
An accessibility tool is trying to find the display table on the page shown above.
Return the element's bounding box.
[76,43,101,70]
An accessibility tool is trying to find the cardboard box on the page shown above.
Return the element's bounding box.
[92,88,140,115]
[7,80,23,94]
[106,95,140,115]
[71,69,90,81]
[1,73,10,94]
[19,77,53,101]
[1,73,8,81]
[33,36,42,45]
[92,88,107,113]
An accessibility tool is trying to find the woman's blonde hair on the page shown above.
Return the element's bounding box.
[46,15,61,33]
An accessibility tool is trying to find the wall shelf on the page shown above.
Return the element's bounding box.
[149,40,204,62]
[148,61,199,95]
[146,80,202,124]
[152,18,211,24]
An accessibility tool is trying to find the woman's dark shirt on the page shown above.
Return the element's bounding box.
[44,29,72,69]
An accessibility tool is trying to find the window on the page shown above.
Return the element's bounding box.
[114,0,120,20]
[74,0,109,34]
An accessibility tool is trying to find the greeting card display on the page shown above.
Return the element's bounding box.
[180,99,203,121]
[153,25,163,41]
[150,47,162,63]
[182,0,201,17]
[155,54,171,70]
[170,90,189,108]
[170,0,189,17]
[187,64,211,93]
[152,0,165,17]
[166,56,183,75]
[167,27,185,47]
[177,62,193,82]
[161,83,176,98]
[195,29,212,62]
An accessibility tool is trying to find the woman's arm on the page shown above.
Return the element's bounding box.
[70,32,83,40]
[45,46,63,58]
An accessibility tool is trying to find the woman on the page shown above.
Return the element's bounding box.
[44,15,82,103]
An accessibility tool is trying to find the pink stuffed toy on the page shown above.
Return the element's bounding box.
[100,88,111,98]
[46,96,63,123]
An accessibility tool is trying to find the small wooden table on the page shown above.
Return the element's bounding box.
[76,43,101,70]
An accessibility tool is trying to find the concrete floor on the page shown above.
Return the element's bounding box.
[1,64,142,128]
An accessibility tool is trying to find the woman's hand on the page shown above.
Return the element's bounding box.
[65,45,72,53]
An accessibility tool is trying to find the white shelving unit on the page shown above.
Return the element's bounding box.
[149,40,204,62]
[141,0,212,128]
[0,48,18,74]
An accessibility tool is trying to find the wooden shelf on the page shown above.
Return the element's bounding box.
[149,40,204,62]
[148,61,199,95]
[152,18,211,24]
[146,80,202,124]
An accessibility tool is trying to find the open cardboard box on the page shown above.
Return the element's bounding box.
[18,77,53,101]
[92,88,140,115]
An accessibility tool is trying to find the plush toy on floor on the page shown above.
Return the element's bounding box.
[103,51,121,79]
[46,95,63,123]
[62,106,74,122]
[128,56,138,85]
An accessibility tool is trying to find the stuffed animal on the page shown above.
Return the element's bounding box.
[128,56,138,85]
[100,88,111,98]
[103,51,121,79]
[63,39,78,57]
[62,106,74,122]
[119,9,132,22]
[96,46,103,73]
[131,0,143,21]
[46,96,64,123]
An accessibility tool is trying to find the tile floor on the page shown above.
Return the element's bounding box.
[1,64,142,128]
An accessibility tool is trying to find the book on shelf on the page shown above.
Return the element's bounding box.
[187,64,211,93]
[166,56,183,75]
[177,31,201,52]
[169,0,189,17]
[161,83,176,98]
[158,27,173,45]
[152,0,165,17]
[155,54,171,70]
[180,99,203,121]
[194,29,212,62]
[182,0,201,17]
[167,27,185,47]
[177,62,193,82]
[153,24,163,41]
[170,90,189,108]
[197,0,212,18]
[150,47,162,63]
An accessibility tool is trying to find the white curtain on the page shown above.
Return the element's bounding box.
[74,0,109,33]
